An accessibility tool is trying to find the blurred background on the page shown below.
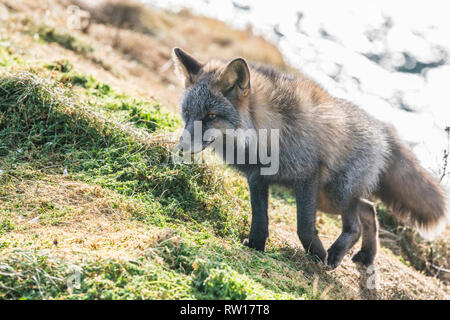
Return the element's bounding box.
[148,0,450,191]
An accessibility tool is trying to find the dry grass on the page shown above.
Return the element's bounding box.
[0,174,164,260]
[78,0,286,65]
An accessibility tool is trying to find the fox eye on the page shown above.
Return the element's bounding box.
[206,113,217,121]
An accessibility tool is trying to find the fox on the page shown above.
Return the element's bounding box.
[172,47,449,269]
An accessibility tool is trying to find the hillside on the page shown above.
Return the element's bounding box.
[0,0,448,299]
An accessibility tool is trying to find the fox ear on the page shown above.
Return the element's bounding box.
[172,47,202,86]
[216,58,250,101]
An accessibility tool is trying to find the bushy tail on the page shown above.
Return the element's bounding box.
[376,127,448,240]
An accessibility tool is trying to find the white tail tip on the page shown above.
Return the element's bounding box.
[417,215,448,241]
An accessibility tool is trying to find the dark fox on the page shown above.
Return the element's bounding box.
[172,47,448,269]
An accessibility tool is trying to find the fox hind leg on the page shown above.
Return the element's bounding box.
[327,198,362,269]
[295,174,328,264]
[352,199,378,266]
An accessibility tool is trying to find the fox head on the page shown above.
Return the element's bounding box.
[172,48,251,154]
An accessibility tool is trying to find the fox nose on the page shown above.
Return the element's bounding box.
[177,135,190,152]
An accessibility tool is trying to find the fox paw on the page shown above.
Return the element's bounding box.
[242,238,265,252]
[326,248,345,270]
[352,250,375,267]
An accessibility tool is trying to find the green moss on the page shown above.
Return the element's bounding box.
[0,212,16,234]
[36,202,73,226]
[45,60,73,73]
[59,70,180,131]
[270,185,296,205]
[0,250,194,299]
[0,44,21,67]
[193,261,253,299]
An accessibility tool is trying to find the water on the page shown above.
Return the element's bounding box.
[145,0,450,189]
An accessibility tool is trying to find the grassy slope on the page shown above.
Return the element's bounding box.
[0,0,448,299]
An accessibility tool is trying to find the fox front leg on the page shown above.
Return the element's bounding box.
[294,175,328,264]
[243,175,269,251]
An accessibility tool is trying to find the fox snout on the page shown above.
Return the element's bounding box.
[177,134,204,154]
[177,124,218,154]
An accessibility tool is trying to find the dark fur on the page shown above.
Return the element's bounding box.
[173,48,448,269]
